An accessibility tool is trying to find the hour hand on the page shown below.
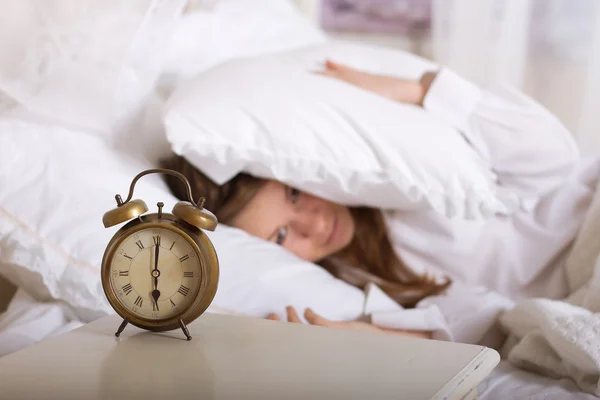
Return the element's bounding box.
[152,289,160,309]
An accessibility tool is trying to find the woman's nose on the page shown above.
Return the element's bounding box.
[294,207,329,242]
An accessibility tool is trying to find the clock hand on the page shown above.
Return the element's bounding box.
[152,242,161,306]
[152,288,160,309]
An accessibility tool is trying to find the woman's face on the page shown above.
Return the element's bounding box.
[230,181,355,262]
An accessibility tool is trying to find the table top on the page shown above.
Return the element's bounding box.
[0,312,499,400]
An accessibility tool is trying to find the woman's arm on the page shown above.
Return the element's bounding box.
[319,60,581,198]
[267,306,433,339]
[380,328,432,339]
[367,283,515,347]
[265,283,512,345]
[422,68,580,197]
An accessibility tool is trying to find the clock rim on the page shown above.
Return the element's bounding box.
[101,213,219,332]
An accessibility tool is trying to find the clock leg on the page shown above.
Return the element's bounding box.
[179,319,192,341]
[115,318,130,337]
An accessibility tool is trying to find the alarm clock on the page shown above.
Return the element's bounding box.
[101,168,219,340]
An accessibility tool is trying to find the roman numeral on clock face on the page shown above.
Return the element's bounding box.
[122,283,133,296]
[178,285,190,297]
[136,240,144,250]
[153,235,161,246]
[179,254,189,262]
[152,301,159,311]
[170,299,176,308]
[183,272,194,278]
[123,254,133,260]
[134,296,143,307]
[119,270,129,276]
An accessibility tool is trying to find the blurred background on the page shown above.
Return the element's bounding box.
[0,0,597,154]
[294,0,600,154]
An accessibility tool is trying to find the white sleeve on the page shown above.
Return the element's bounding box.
[423,68,580,197]
[364,282,515,345]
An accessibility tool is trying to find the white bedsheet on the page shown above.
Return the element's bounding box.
[499,283,600,397]
[0,289,83,358]
[496,171,600,397]
[480,361,599,400]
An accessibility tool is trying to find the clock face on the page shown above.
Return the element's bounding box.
[108,226,203,321]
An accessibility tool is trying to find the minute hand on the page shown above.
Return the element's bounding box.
[152,243,161,306]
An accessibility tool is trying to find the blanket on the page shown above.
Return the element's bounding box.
[499,180,600,397]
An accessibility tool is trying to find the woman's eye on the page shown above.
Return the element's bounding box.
[290,188,300,203]
[276,227,287,245]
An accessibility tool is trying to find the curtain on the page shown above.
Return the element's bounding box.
[431,0,600,154]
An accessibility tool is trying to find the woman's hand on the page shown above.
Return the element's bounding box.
[267,306,383,333]
[267,306,432,339]
[316,60,437,107]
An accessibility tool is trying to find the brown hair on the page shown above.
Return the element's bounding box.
[161,155,450,308]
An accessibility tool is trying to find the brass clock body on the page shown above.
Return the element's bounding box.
[101,213,219,334]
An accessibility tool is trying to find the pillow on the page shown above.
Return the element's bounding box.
[110,0,327,166]
[0,0,186,137]
[0,117,367,323]
[159,0,327,87]
[163,40,519,219]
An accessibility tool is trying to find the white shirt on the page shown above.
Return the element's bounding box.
[365,68,600,344]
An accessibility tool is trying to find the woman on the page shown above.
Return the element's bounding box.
[163,61,599,344]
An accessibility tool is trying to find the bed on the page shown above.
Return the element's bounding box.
[480,362,598,400]
[1,1,599,399]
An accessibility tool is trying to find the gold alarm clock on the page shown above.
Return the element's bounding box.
[101,168,219,341]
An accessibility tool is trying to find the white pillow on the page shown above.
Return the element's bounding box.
[163,40,519,219]
[0,117,366,323]
[112,0,327,166]
[0,0,185,137]
[160,0,327,86]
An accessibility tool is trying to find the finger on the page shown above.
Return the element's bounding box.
[286,306,302,323]
[325,59,351,71]
[266,313,280,321]
[304,308,336,327]
[322,66,361,85]
[312,69,339,79]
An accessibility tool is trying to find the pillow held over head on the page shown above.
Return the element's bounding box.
[163,40,520,219]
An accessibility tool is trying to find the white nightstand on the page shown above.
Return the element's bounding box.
[0,312,499,399]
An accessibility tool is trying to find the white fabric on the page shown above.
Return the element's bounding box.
[361,67,599,348]
[495,186,600,396]
[386,67,590,300]
[499,285,600,395]
[0,0,324,166]
[0,0,402,353]
[0,117,400,326]
[160,0,326,87]
[432,0,600,154]
[362,282,515,345]
[357,68,600,393]
[164,41,525,220]
[0,289,84,358]
[112,0,326,167]
[564,164,600,293]
[0,119,178,320]
[479,361,599,400]
[0,0,186,137]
